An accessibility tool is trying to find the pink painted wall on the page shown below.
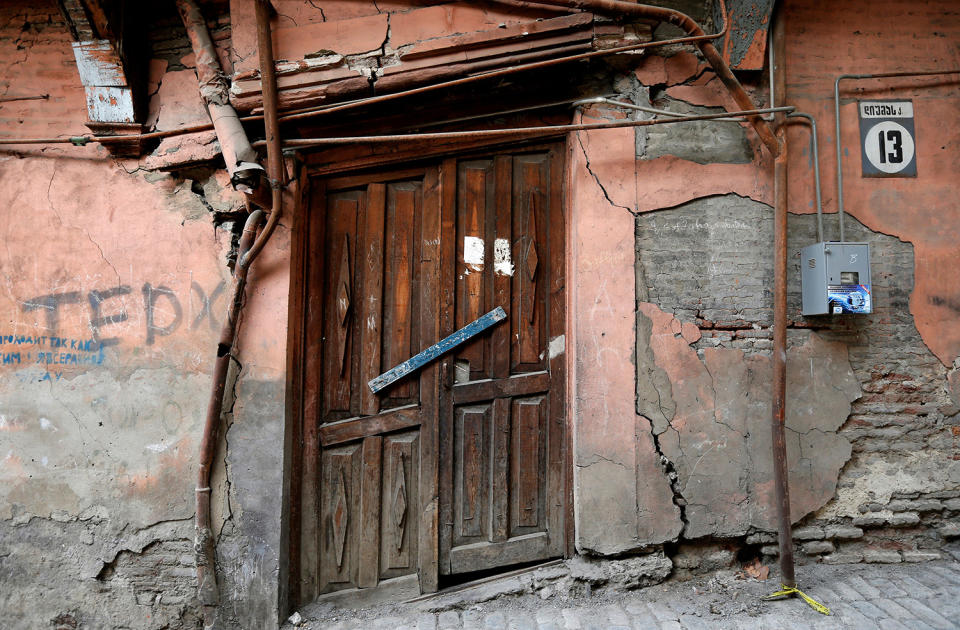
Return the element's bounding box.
[783,0,960,366]
[2,0,959,624]
[567,110,681,554]
[0,3,290,626]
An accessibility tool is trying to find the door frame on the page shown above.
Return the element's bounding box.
[283,134,576,610]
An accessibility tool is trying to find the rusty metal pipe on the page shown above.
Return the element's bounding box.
[176,0,264,192]
[0,94,48,102]
[195,207,263,628]
[266,105,793,149]
[771,139,793,588]
[770,8,795,590]
[241,0,284,268]
[491,0,582,12]
[503,0,779,157]
[0,136,95,145]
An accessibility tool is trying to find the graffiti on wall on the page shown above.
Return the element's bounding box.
[2,279,228,377]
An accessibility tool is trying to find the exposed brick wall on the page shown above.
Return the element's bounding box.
[623,0,960,564]
[634,192,958,564]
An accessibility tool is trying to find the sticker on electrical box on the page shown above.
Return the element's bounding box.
[828,283,872,314]
[858,100,916,177]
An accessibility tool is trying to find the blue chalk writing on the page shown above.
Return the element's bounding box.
[0,334,103,369]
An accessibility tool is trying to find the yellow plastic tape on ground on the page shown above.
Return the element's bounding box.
[762,584,831,615]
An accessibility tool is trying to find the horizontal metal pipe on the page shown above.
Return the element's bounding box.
[268,105,794,148]
[411,95,618,130]
[0,94,48,102]
[0,136,89,145]
[834,69,960,242]
[575,96,754,122]
[0,9,728,149]
[522,0,780,156]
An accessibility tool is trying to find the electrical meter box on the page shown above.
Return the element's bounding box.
[801,242,872,315]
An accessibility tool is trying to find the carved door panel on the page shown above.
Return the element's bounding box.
[438,145,566,575]
[299,143,566,602]
[300,167,441,600]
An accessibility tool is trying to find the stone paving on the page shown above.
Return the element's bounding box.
[288,557,960,630]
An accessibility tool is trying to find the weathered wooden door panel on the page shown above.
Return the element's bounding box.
[439,145,566,576]
[379,430,420,580]
[303,169,439,599]
[300,143,565,601]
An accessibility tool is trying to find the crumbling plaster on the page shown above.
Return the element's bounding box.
[782,0,960,367]
[0,3,291,627]
[569,0,960,552]
[634,196,866,539]
[2,0,959,626]
[0,151,231,626]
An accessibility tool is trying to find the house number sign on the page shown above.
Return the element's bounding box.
[858,100,917,177]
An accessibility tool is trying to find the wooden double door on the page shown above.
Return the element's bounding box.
[297,143,566,603]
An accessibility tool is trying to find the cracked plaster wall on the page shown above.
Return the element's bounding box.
[3,1,960,626]
[569,0,960,559]
[1,4,290,628]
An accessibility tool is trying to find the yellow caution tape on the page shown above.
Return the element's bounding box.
[762,584,831,615]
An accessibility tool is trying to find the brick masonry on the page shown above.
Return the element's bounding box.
[631,164,957,566]
[1,1,959,629]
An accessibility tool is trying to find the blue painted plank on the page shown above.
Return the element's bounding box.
[368,306,507,394]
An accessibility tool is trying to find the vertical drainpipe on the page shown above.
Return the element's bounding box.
[177,1,284,627]
[508,0,791,580]
[195,207,263,630]
[770,8,796,589]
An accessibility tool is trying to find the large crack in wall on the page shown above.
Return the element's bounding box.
[633,193,960,548]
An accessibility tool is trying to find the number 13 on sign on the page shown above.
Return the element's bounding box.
[864,121,915,175]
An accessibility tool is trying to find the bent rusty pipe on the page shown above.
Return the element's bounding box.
[787,113,824,242]
[176,0,264,192]
[501,0,779,157]
[241,0,284,268]
[195,207,263,628]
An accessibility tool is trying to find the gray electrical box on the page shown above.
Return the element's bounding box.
[801,242,872,315]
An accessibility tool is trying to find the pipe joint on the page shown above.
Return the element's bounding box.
[231,162,266,194]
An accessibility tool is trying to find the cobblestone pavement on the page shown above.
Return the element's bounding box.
[288,558,960,630]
